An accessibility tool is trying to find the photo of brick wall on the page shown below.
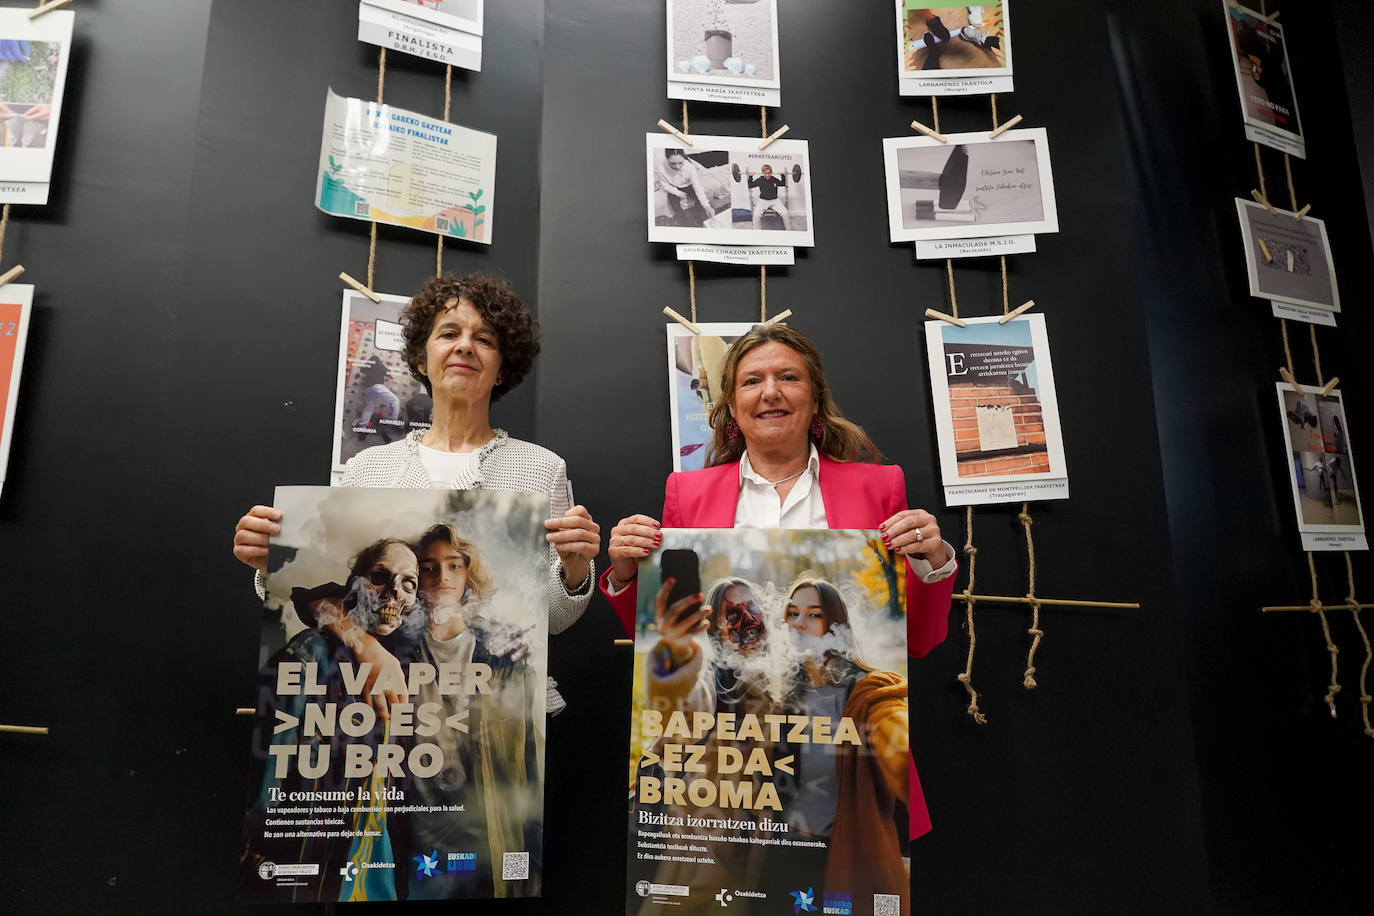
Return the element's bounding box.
[925,314,1068,503]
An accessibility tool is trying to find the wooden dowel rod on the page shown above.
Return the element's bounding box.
[0,724,49,735]
[965,594,1140,610]
[613,638,634,647]
[1262,603,1374,613]
[235,707,255,716]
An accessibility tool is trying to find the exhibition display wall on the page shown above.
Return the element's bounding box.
[0,0,1371,912]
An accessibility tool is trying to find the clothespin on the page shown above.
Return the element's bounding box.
[764,309,792,325]
[988,114,1023,139]
[1319,377,1340,396]
[1251,189,1276,214]
[758,125,790,150]
[1293,204,1311,221]
[613,639,634,647]
[657,119,693,147]
[339,271,381,303]
[1257,238,1273,263]
[998,299,1036,324]
[925,307,966,328]
[0,264,25,287]
[910,120,947,143]
[663,306,700,335]
[28,0,72,19]
[1278,366,1304,393]
[235,708,254,716]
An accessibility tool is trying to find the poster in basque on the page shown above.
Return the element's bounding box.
[239,486,549,903]
[626,529,911,916]
[0,282,33,498]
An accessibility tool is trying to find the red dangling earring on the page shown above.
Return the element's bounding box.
[726,418,740,441]
[810,415,824,439]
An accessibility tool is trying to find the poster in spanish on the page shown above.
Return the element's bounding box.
[239,486,549,902]
[0,8,74,204]
[626,529,911,916]
[316,88,497,244]
[358,0,484,71]
[0,282,33,499]
[666,321,752,472]
[332,290,433,480]
[924,314,1069,505]
[1234,198,1339,324]
[1222,1,1304,158]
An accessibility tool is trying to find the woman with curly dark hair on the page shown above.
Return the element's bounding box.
[232,273,601,717]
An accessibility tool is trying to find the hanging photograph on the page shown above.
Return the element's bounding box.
[882,129,1058,242]
[666,321,753,472]
[0,282,33,499]
[358,0,484,71]
[1222,1,1304,158]
[895,2,1013,96]
[316,89,497,243]
[924,314,1069,505]
[1276,384,1366,551]
[666,0,781,106]
[1234,198,1339,313]
[646,133,814,247]
[0,8,74,204]
[362,0,482,34]
[332,290,434,479]
[625,528,910,916]
[239,486,551,903]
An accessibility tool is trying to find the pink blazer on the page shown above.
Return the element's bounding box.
[599,455,954,838]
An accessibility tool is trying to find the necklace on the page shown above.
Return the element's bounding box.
[764,467,807,487]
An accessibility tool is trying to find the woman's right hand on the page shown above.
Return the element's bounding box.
[233,505,281,573]
[608,514,661,585]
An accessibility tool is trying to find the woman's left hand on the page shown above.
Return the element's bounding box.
[546,505,601,588]
[879,508,944,559]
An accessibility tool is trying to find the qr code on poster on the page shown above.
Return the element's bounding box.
[354,200,370,217]
[873,894,901,916]
[435,216,450,232]
[502,852,529,881]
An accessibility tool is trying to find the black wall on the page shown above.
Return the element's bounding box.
[0,0,1369,913]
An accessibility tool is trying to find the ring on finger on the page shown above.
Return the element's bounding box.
[915,528,925,542]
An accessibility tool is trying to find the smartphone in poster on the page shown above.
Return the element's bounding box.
[647,133,814,247]
[1222,2,1304,158]
[896,2,1013,96]
[0,8,74,204]
[883,129,1058,243]
[239,486,550,903]
[1234,198,1339,314]
[1276,384,1366,551]
[924,314,1069,505]
[0,283,33,498]
[666,0,782,107]
[667,322,752,472]
[358,0,483,71]
[316,89,497,243]
[332,290,433,478]
[626,529,910,916]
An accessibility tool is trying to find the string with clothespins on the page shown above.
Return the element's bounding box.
[338,47,389,300]
[925,92,1138,721]
[1250,81,1368,736]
